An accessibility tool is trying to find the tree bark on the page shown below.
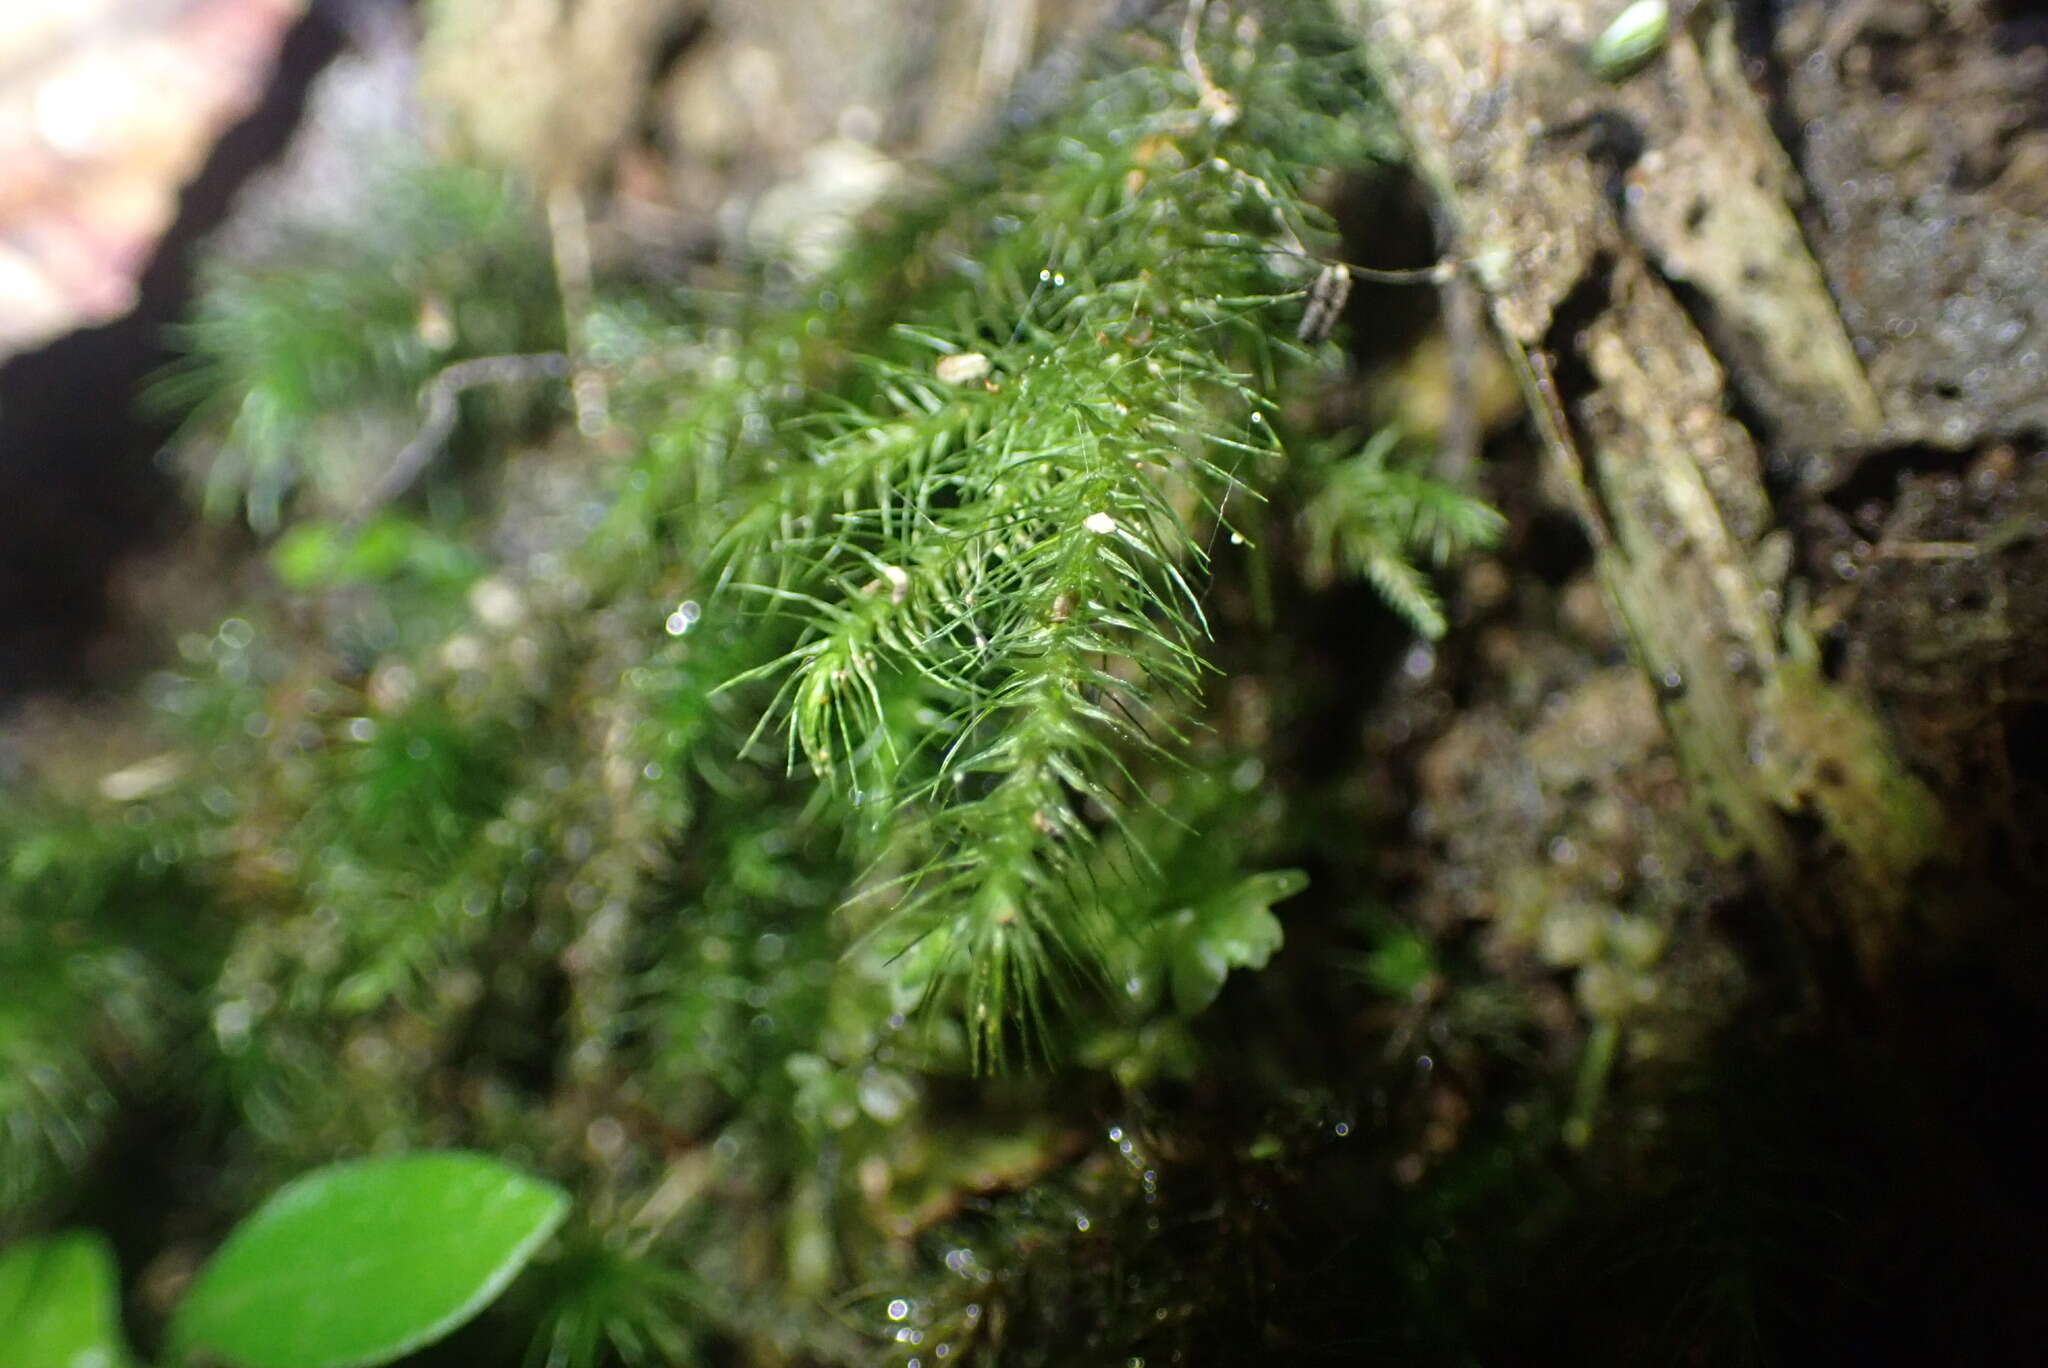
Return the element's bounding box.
[1333,0,2039,990]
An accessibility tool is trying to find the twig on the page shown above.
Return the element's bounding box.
[352,351,570,521]
[940,0,1170,163]
[1180,0,1240,127]
[1250,242,1459,285]
[1295,260,1352,342]
[547,185,610,437]
[1437,265,1484,483]
[1872,540,1980,561]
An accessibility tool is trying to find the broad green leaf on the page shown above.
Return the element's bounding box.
[168,1151,570,1368]
[1165,869,1305,1015]
[0,1230,134,1368]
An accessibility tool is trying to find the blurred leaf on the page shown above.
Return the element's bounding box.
[270,521,344,587]
[521,1241,701,1368]
[1365,929,1437,998]
[1165,869,1305,1015]
[271,516,479,591]
[169,1152,569,1368]
[0,1231,134,1368]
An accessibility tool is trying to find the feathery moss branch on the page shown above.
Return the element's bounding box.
[711,29,1418,1064]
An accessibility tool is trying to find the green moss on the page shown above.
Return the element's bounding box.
[0,6,1542,1362]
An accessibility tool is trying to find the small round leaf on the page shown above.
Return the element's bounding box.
[169,1151,570,1368]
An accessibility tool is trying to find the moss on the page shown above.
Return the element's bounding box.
[0,6,1546,1363]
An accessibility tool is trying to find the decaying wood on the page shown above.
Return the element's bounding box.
[1341,0,1942,978]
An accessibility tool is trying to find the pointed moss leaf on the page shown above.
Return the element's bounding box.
[0,1231,134,1368]
[168,1152,570,1368]
[1166,869,1306,1015]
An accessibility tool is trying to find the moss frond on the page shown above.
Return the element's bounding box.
[522,1237,704,1368]
[0,801,208,1221]
[1301,428,1505,638]
[152,163,561,531]
[708,29,1392,1064]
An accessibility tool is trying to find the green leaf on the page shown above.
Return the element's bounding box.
[270,521,344,588]
[1589,0,1671,81]
[1165,869,1305,1015]
[1364,930,1438,998]
[270,516,479,591]
[169,1152,570,1368]
[0,1230,134,1368]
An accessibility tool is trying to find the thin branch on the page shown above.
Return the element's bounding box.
[1180,0,1241,127]
[352,351,570,522]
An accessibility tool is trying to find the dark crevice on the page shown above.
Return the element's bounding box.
[1730,0,1817,188]
[1818,443,1976,518]
[1541,260,1613,400]
[1516,508,1595,586]
[1536,256,1615,496]
[1329,165,1441,366]
[0,5,350,708]
[643,6,714,109]
[1543,110,1647,213]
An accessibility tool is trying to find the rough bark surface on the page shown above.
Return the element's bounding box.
[1342,0,1955,983]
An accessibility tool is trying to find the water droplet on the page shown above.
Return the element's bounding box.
[665,599,701,636]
